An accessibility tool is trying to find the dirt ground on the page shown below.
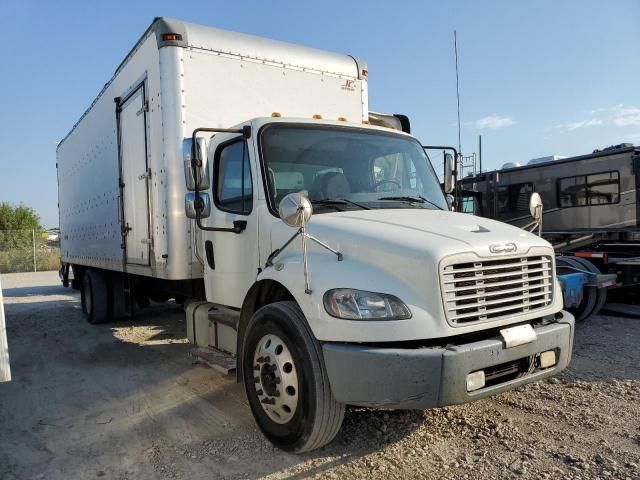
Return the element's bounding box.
[0,271,638,480]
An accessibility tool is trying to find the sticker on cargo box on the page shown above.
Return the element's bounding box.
[500,324,537,348]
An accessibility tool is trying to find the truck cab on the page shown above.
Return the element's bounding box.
[187,115,574,452]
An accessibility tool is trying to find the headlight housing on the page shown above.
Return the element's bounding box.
[323,289,412,320]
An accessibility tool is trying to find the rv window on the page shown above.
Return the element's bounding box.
[558,171,619,207]
[461,193,479,214]
[497,183,533,213]
[214,140,253,215]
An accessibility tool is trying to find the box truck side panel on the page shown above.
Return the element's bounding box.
[57,33,164,276]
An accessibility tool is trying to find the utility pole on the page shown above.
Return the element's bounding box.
[32,229,37,272]
[479,135,482,174]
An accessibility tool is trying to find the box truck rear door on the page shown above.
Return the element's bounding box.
[118,85,151,265]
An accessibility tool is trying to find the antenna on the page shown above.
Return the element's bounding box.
[454,30,462,159]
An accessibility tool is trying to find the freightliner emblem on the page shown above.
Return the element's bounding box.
[489,242,518,254]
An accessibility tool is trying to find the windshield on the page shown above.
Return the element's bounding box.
[260,125,448,213]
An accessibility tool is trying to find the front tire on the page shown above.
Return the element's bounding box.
[242,301,344,452]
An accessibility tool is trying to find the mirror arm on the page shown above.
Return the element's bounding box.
[423,145,459,205]
[265,229,303,267]
[195,217,247,234]
[190,125,252,234]
[422,145,458,159]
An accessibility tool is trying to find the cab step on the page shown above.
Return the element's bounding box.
[189,347,237,375]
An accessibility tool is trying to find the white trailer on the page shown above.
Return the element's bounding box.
[57,18,574,452]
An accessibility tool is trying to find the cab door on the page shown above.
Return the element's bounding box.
[202,134,259,307]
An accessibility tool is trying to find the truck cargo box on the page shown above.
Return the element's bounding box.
[57,17,368,280]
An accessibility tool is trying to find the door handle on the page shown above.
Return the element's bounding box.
[205,240,215,269]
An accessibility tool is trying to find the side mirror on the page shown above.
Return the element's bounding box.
[443,153,455,194]
[529,192,543,221]
[185,192,211,219]
[446,194,455,211]
[183,137,210,190]
[279,193,312,228]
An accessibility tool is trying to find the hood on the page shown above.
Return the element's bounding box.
[294,209,551,261]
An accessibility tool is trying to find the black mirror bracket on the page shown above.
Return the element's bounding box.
[190,125,252,234]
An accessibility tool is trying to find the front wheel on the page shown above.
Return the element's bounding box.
[242,301,345,452]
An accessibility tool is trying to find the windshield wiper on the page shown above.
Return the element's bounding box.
[310,198,370,211]
[378,195,444,211]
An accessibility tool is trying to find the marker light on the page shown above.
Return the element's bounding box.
[271,112,282,117]
[312,114,323,119]
[162,33,182,41]
[337,117,347,122]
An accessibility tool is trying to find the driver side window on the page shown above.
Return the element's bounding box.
[214,140,253,215]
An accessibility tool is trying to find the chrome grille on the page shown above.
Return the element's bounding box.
[441,255,554,325]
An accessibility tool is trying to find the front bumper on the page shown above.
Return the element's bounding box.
[322,310,574,409]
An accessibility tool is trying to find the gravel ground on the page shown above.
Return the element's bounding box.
[0,271,638,480]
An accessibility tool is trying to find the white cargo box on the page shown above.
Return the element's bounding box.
[57,17,368,280]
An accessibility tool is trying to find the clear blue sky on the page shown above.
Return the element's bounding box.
[1,0,638,228]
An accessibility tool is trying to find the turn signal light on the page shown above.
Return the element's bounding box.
[539,350,557,369]
[466,371,485,392]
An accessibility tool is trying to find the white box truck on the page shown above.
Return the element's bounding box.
[57,17,574,452]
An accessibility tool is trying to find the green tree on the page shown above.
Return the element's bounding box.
[0,203,42,250]
[0,202,41,231]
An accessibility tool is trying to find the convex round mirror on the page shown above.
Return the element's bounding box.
[279,193,313,228]
[529,192,543,221]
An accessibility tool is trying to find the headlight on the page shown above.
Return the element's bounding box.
[323,289,412,320]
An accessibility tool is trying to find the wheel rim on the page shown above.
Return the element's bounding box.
[252,334,299,424]
[84,277,92,315]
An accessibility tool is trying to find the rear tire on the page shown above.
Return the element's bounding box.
[571,257,607,316]
[81,270,110,324]
[556,257,597,322]
[242,301,344,452]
